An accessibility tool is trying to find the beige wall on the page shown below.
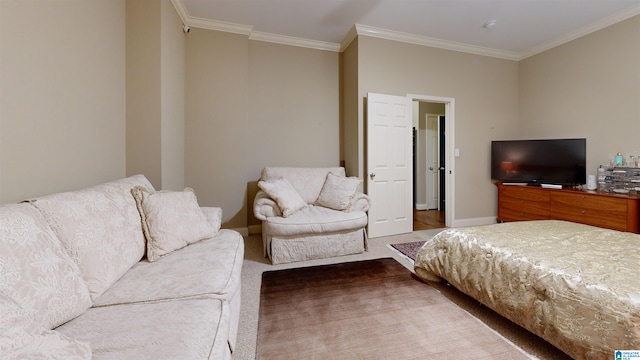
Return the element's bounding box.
[519,15,640,175]
[126,0,161,187]
[0,0,127,203]
[185,30,340,229]
[247,41,340,173]
[160,0,185,190]
[355,37,520,221]
[126,0,185,190]
[2,1,636,228]
[341,38,360,177]
[185,29,250,229]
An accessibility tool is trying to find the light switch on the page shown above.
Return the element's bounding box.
[454,148,460,157]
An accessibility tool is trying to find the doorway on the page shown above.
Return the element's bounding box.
[409,94,455,230]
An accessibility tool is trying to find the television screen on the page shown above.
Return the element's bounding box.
[491,138,586,185]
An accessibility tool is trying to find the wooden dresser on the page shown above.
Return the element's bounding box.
[497,183,640,233]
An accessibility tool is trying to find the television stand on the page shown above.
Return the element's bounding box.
[496,183,640,233]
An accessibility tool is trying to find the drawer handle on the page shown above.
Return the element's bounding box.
[581,210,585,214]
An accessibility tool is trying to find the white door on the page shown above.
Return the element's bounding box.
[366,93,413,238]
[426,114,439,210]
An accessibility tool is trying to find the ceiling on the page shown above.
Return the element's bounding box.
[174,0,640,60]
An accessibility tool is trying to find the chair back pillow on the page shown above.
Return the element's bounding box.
[261,167,345,204]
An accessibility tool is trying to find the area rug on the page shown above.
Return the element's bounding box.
[256,258,535,359]
[388,240,426,261]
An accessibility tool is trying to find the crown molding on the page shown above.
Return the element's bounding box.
[354,24,521,61]
[249,32,341,52]
[172,0,640,60]
[170,0,189,25]
[340,25,359,51]
[520,3,640,60]
[172,0,252,35]
[189,17,253,35]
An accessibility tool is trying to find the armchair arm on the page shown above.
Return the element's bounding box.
[253,190,282,220]
[201,207,222,233]
[349,192,371,212]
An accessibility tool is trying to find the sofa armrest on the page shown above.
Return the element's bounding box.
[201,207,222,233]
[253,190,282,220]
[349,192,371,213]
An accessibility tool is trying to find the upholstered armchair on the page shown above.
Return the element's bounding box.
[253,167,370,264]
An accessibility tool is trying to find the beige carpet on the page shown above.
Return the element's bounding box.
[256,258,533,359]
[235,230,571,360]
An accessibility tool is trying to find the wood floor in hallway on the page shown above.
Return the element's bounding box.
[414,209,445,230]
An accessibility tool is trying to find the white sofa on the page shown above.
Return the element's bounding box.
[0,175,243,360]
[253,167,370,264]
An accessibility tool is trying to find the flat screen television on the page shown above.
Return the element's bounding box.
[491,138,586,186]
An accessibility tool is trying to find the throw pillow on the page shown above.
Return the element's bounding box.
[131,187,216,262]
[258,177,307,217]
[315,173,362,211]
[0,203,92,330]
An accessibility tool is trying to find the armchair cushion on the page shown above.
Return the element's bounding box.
[131,187,216,262]
[258,177,307,217]
[264,205,368,236]
[315,173,362,211]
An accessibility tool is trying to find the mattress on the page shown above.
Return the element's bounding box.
[414,220,640,360]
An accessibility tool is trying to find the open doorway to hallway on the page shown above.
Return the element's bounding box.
[413,100,445,230]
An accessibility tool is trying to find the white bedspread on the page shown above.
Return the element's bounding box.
[414,220,640,360]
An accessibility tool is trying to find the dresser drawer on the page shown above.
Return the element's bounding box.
[498,186,550,221]
[500,186,550,202]
[550,192,628,231]
[500,196,550,220]
[497,183,640,233]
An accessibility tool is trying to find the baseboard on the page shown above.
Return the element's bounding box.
[230,227,249,237]
[248,224,262,235]
[228,224,262,237]
[415,204,429,210]
[450,216,497,228]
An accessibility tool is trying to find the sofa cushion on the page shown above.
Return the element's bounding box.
[261,167,345,204]
[264,205,368,236]
[315,173,362,211]
[0,203,92,329]
[258,177,307,217]
[93,229,244,306]
[131,187,216,262]
[56,296,230,360]
[0,295,92,360]
[27,174,155,300]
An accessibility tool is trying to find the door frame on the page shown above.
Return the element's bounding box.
[407,94,454,228]
[425,113,440,210]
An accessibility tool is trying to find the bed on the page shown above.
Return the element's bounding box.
[414,220,640,360]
